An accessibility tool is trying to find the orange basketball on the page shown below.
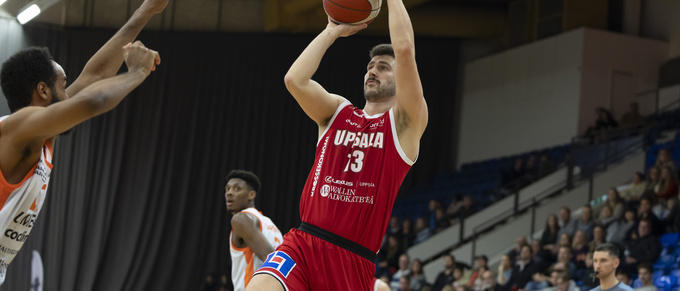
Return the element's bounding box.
[323,0,381,24]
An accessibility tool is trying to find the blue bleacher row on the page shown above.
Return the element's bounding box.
[630,233,680,291]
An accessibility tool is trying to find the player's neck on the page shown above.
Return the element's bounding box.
[364,99,394,116]
[600,275,619,290]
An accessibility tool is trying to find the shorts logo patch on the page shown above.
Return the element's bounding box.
[261,251,296,278]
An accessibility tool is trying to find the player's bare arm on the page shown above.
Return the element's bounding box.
[387,0,427,162]
[231,213,275,261]
[284,19,366,134]
[66,0,167,98]
[0,42,159,183]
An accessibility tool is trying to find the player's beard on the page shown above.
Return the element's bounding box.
[364,80,396,101]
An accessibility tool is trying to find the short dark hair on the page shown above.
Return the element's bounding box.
[226,170,261,193]
[638,262,653,273]
[1,47,57,113]
[594,243,619,258]
[369,44,394,59]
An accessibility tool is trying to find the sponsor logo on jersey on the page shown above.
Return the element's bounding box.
[345,119,362,128]
[311,136,329,197]
[325,176,354,187]
[261,251,297,278]
[333,130,384,149]
[320,184,374,204]
[358,182,376,188]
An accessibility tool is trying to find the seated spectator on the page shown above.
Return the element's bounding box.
[557,207,577,239]
[619,102,647,129]
[435,207,451,233]
[377,234,403,277]
[608,209,637,246]
[409,258,428,291]
[503,158,526,191]
[558,233,572,249]
[413,217,432,245]
[598,205,617,229]
[496,254,513,290]
[466,255,489,288]
[654,149,676,171]
[400,276,412,291]
[624,219,661,267]
[588,225,607,253]
[524,155,538,184]
[637,195,661,235]
[553,270,579,291]
[446,195,463,218]
[537,152,556,180]
[433,255,457,291]
[663,190,680,233]
[634,262,657,291]
[655,166,678,200]
[603,188,624,219]
[427,200,444,231]
[620,172,647,201]
[508,236,529,262]
[457,196,478,221]
[575,206,596,241]
[616,269,632,287]
[541,214,561,250]
[532,239,552,264]
[583,107,618,143]
[571,230,589,268]
[453,267,467,288]
[402,218,414,249]
[556,246,579,280]
[471,270,496,291]
[506,245,542,291]
[645,167,660,193]
[391,254,410,291]
[388,216,403,240]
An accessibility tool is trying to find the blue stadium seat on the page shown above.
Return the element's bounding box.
[631,278,642,288]
[654,275,678,291]
[660,233,680,247]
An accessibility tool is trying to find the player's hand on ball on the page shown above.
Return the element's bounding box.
[327,17,368,37]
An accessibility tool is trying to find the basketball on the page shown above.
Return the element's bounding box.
[323,0,381,25]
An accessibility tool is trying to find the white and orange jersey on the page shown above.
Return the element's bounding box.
[0,115,53,284]
[230,207,283,291]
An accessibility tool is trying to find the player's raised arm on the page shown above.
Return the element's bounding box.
[2,42,159,143]
[387,0,427,158]
[66,0,167,98]
[231,213,275,261]
[284,19,367,128]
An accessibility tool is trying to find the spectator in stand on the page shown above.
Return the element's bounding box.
[654,149,676,171]
[645,167,660,193]
[409,258,428,291]
[402,218,414,249]
[541,214,561,251]
[599,205,617,229]
[583,107,618,143]
[619,102,647,129]
[505,245,541,291]
[524,155,538,184]
[435,207,451,232]
[558,233,572,248]
[447,195,463,219]
[624,219,661,268]
[386,216,403,243]
[453,267,467,288]
[508,236,529,262]
[471,270,496,291]
[589,225,607,253]
[532,239,551,264]
[529,246,579,290]
[655,166,678,200]
[574,206,596,241]
[571,230,589,268]
[219,274,229,291]
[200,273,220,291]
[608,209,637,246]
[433,254,457,291]
[558,207,577,238]
[391,254,410,291]
[466,255,489,288]
[377,234,403,277]
[413,216,432,245]
[537,152,556,180]
[557,246,579,279]
[621,173,647,202]
[399,276,412,291]
[637,195,661,235]
[616,269,632,287]
[457,196,478,221]
[603,188,625,219]
[663,189,680,232]
[497,254,513,290]
[634,263,657,291]
[503,158,526,192]
[427,200,444,232]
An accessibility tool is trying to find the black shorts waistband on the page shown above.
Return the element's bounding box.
[298,222,376,263]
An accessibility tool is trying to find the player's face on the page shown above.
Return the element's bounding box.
[593,251,619,279]
[364,55,396,101]
[51,62,69,104]
[224,178,254,213]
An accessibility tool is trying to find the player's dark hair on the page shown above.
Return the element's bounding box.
[369,44,394,59]
[226,170,261,193]
[594,242,619,258]
[1,47,57,113]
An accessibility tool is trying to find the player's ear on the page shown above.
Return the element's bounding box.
[248,190,256,201]
[36,82,50,102]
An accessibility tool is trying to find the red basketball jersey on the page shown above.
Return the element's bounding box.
[300,101,414,253]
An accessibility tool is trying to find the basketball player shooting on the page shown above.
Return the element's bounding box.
[226,170,283,291]
[0,0,167,284]
[245,0,427,289]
